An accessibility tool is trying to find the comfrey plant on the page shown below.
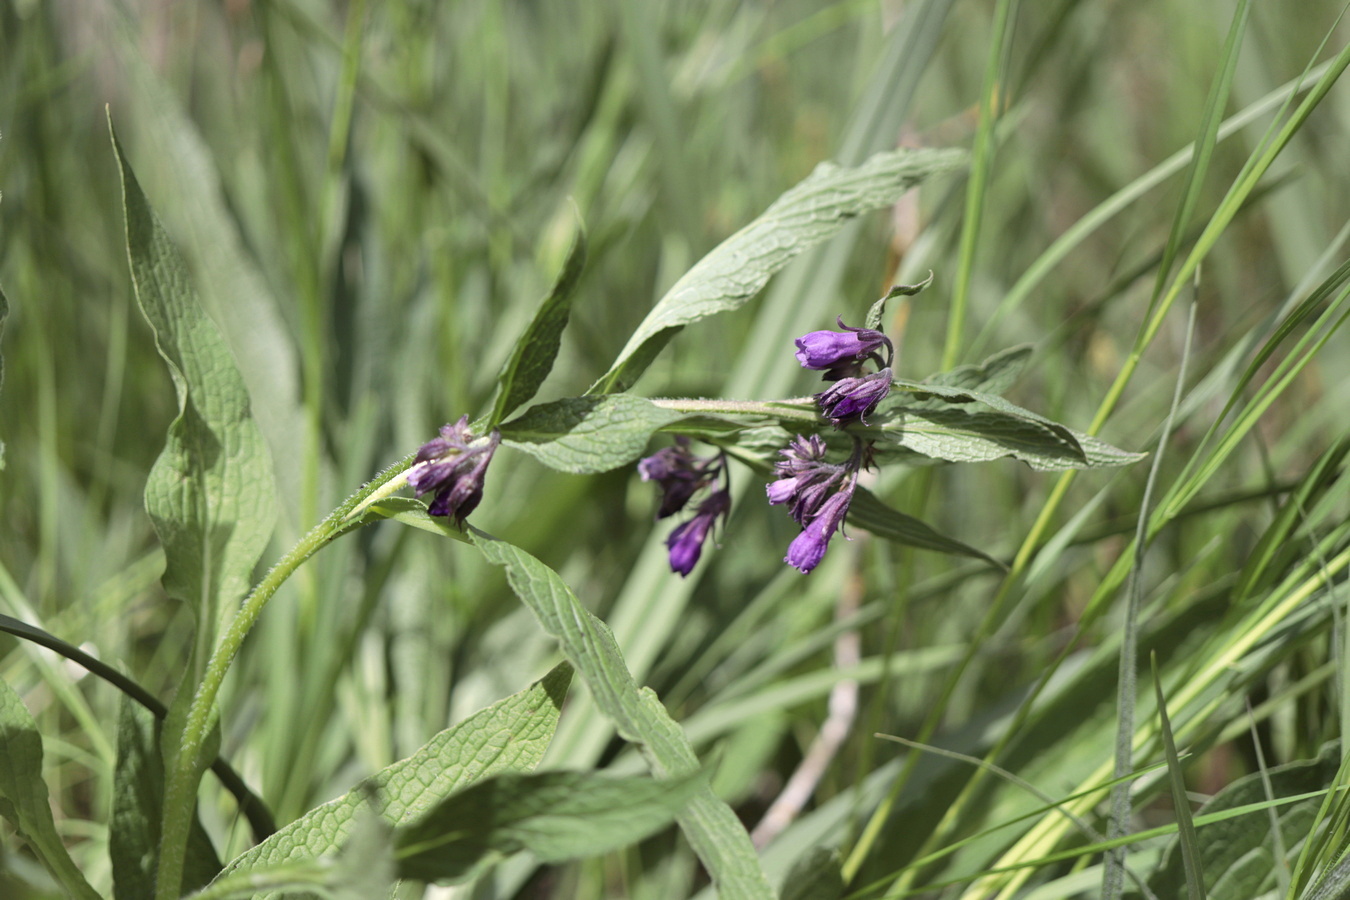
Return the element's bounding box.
[1,135,1146,900]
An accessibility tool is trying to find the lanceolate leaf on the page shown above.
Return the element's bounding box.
[112,127,277,651]
[215,664,571,882]
[874,384,1143,472]
[0,677,101,900]
[111,698,223,900]
[890,379,1085,458]
[394,770,702,884]
[500,394,687,473]
[590,147,967,394]
[847,487,1006,568]
[469,531,775,900]
[487,223,588,428]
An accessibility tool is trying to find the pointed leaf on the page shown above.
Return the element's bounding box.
[0,677,101,900]
[590,147,966,393]
[876,383,1144,471]
[499,395,687,473]
[469,531,775,899]
[846,486,1006,568]
[111,697,223,900]
[216,663,571,882]
[864,275,933,331]
[487,223,588,427]
[394,770,702,884]
[112,127,277,649]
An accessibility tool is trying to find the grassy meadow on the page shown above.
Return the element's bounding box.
[3,1,1350,898]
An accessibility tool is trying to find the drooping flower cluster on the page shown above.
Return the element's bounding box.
[766,435,863,573]
[795,317,895,424]
[408,416,502,525]
[638,438,731,576]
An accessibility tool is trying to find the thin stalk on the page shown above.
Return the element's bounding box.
[943,0,1017,369]
[152,458,413,900]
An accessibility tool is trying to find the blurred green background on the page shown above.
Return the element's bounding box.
[3,1,1350,898]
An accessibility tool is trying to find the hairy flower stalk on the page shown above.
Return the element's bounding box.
[639,439,731,575]
[408,416,502,525]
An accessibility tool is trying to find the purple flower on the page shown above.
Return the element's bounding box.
[766,435,846,525]
[638,437,714,519]
[666,490,731,576]
[815,368,893,424]
[408,416,502,526]
[795,318,893,380]
[784,484,854,573]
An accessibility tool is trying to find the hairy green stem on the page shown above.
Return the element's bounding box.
[153,458,412,900]
[650,396,821,423]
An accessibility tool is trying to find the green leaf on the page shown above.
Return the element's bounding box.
[111,126,277,654]
[0,283,7,469]
[215,663,571,885]
[1147,741,1342,899]
[184,814,395,900]
[394,770,702,884]
[920,344,1033,397]
[469,531,775,899]
[846,487,1006,569]
[780,847,844,900]
[499,394,687,473]
[875,383,1144,471]
[590,146,967,394]
[111,697,223,900]
[864,275,933,331]
[487,222,588,428]
[891,380,1086,458]
[0,677,101,900]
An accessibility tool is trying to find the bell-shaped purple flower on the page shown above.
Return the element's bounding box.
[666,490,731,576]
[815,368,893,424]
[795,318,892,380]
[408,416,502,526]
[766,433,849,524]
[639,437,714,519]
[784,483,854,573]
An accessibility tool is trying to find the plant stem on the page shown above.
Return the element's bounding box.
[153,457,412,900]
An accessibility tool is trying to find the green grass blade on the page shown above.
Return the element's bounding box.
[943,0,1017,369]
[1152,655,1207,900]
